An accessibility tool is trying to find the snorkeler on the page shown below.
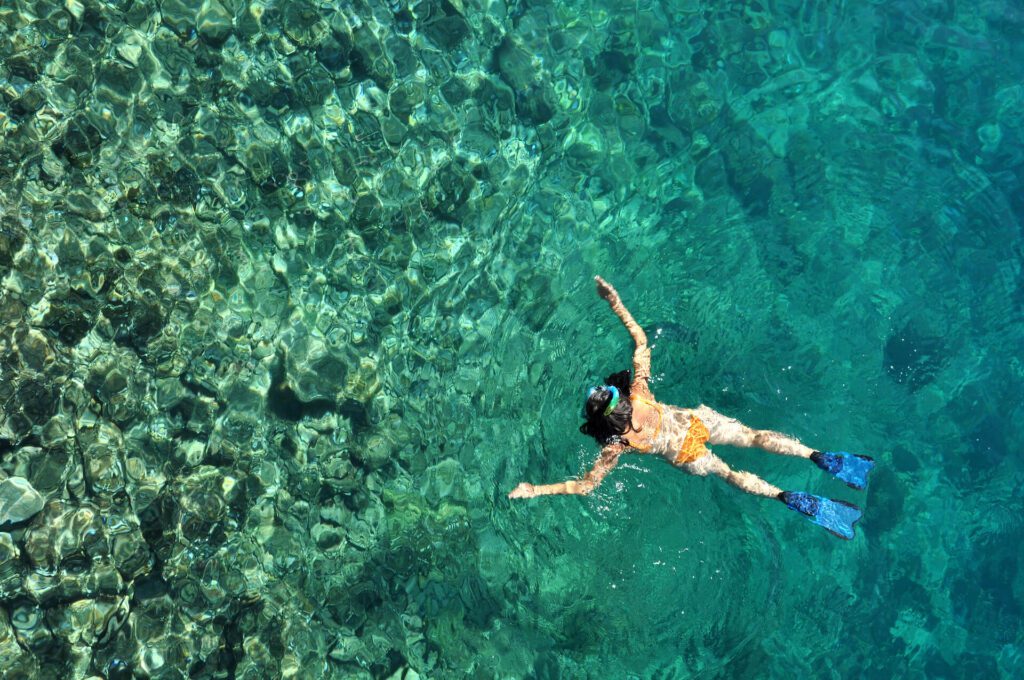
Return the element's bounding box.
[508,276,874,540]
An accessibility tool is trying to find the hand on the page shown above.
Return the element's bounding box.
[594,275,618,301]
[508,482,536,499]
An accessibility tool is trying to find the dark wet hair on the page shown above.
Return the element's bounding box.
[579,370,634,445]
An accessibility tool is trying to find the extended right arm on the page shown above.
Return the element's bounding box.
[508,442,626,498]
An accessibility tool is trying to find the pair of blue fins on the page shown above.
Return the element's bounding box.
[780,451,875,540]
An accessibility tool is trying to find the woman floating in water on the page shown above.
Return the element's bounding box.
[508,276,874,539]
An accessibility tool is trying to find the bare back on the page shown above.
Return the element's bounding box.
[624,393,707,465]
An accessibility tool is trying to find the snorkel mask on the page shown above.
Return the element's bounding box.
[585,385,620,416]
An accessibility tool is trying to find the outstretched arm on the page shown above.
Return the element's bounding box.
[508,442,626,498]
[594,276,652,391]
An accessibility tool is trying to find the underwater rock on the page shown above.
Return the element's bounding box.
[477,529,513,597]
[10,445,73,496]
[0,532,22,597]
[283,1,330,47]
[197,0,234,46]
[161,0,204,37]
[13,327,54,371]
[345,515,377,551]
[494,37,537,92]
[0,609,37,673]
[389,80,426,118]
[110,523,153,581]
[60,596,131,647]
[282,333,350,405]
[17,497,143,607]
[12,376,59,431]
[320,452,361,492]
[516,83,557,125]
[312,523,345,551]
[423,162,476,220]
[172,466,241,548]
[417,0,470,51]
[37,411,74,454]
[421,458,467,507]
[385,666,422,680]
[563,122,607,169]
[353,433,393,470]
[295,62,335,107]
[94,58,143,106]
[0,218,25,267]
[10,83,47,118]
[100,294,165,353]
[10,599,56,654]
[0,477,45,527]
[209,407,266,463]
[42,295,95,347]
[350,24,395,87]
[79,420,127,499]
[380,114,408,146]
[329,630,365,663]
[53,114,105,168]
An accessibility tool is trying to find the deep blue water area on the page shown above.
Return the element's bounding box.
[0,0,1022,678]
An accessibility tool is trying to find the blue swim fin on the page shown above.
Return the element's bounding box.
[781,491,862,540]
[811,451,875,490]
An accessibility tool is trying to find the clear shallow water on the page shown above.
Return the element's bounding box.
[0,0,1021,678]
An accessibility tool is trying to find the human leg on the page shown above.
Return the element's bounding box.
[683,453,863,539]
[684,452,782,498]
[694,405,875,489]
[693,405,813,458]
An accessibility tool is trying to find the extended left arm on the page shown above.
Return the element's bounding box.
[594,276,652,390]
[509,443,626,498]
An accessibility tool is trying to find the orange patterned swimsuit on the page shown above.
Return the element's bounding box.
[626,396,710,465]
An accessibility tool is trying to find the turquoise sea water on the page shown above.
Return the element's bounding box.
[1,0,1022,678]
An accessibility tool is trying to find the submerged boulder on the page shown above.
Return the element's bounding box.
[0,477,45,527]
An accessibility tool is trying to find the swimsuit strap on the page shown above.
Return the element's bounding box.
[673,415,710,465]
[627,396,663,452]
